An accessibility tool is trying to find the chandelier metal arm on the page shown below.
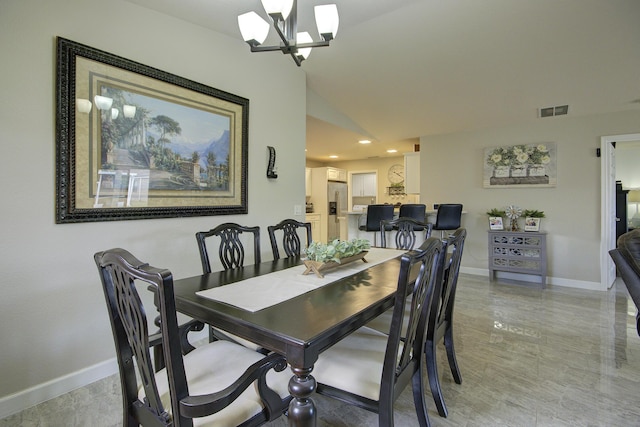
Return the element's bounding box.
[250,41,330,52]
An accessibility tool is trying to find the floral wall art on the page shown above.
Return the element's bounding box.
[483,143,557,188]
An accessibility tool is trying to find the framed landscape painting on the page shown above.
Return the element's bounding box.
[483,143,557,188]
[55,37,248,223]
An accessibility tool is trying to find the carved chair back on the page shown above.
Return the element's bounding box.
[267,219,312,260]
[380,217,433,250]
[196,223,261,273]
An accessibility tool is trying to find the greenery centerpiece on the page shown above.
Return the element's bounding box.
[303,238,371,278]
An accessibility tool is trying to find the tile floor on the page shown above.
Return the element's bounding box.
[2,274,640,426]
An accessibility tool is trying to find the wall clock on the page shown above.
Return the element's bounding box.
[388,164,404,184]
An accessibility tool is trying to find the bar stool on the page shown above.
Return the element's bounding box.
[359,204,394,246]
[432,204,463,239]
[399,204,427,230]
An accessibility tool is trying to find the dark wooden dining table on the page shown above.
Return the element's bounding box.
[171,252,409,427]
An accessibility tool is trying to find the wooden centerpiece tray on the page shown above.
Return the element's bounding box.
[303,251,368,278]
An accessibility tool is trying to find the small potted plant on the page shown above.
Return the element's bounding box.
[523,209,545,232]
[487,208,506,230]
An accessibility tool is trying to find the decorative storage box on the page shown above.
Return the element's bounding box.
[488,230,547,285]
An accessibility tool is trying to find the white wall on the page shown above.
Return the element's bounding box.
[420,110,640,287]
[0,0,306,413]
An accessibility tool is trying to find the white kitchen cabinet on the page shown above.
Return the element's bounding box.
[352,173,377,197]
[306,213,321,241]
[326,167,347,182]
[404,152,420,194]
[305,167,312,197]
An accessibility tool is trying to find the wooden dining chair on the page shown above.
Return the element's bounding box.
[366,228,467,418]
[196,223,264,348]
[425,227,467,417]
[196,222,261,273]
[267,218,312,260]
[609,228,640,337]
[312,237,447,426]
[380,217,433,250]
[94,248,291,427]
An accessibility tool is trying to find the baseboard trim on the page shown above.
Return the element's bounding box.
[0,358,118,419]
[0,326,208,419]
[460,267,603,291]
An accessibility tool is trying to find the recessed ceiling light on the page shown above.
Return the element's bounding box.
[358,139,371,144]
[329,155,338,158]
[387,149,397,153]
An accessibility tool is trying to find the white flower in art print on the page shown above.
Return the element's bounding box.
[516,152,529,163]
[491,154,502,164]
[537,144,548,152]
[541,155,551,164]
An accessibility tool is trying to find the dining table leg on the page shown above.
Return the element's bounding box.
[287,366,317,426]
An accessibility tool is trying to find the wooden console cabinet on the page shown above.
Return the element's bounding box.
[488,230,547,285]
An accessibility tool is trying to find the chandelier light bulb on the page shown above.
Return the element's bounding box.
[261,0,294,20]
[315,4,339,40]
[296,32,313,60]
[238,11,270,45]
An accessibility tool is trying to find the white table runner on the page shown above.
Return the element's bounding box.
[195,248,407,312]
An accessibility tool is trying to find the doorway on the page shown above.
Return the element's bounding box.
[600,133,640,290]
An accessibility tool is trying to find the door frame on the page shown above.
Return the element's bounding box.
[601,133,640,289]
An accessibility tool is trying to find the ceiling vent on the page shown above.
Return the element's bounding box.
[539,105,569,118]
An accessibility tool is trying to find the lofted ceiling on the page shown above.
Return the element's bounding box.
[124,0,640,161]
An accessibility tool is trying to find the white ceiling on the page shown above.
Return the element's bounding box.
[125,0,640,161]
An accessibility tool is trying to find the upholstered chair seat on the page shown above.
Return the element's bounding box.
[150,340,290,426]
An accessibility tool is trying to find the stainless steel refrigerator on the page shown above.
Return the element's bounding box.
[327,181,348,242]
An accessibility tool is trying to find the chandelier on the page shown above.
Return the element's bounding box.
[238,0,339,66]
